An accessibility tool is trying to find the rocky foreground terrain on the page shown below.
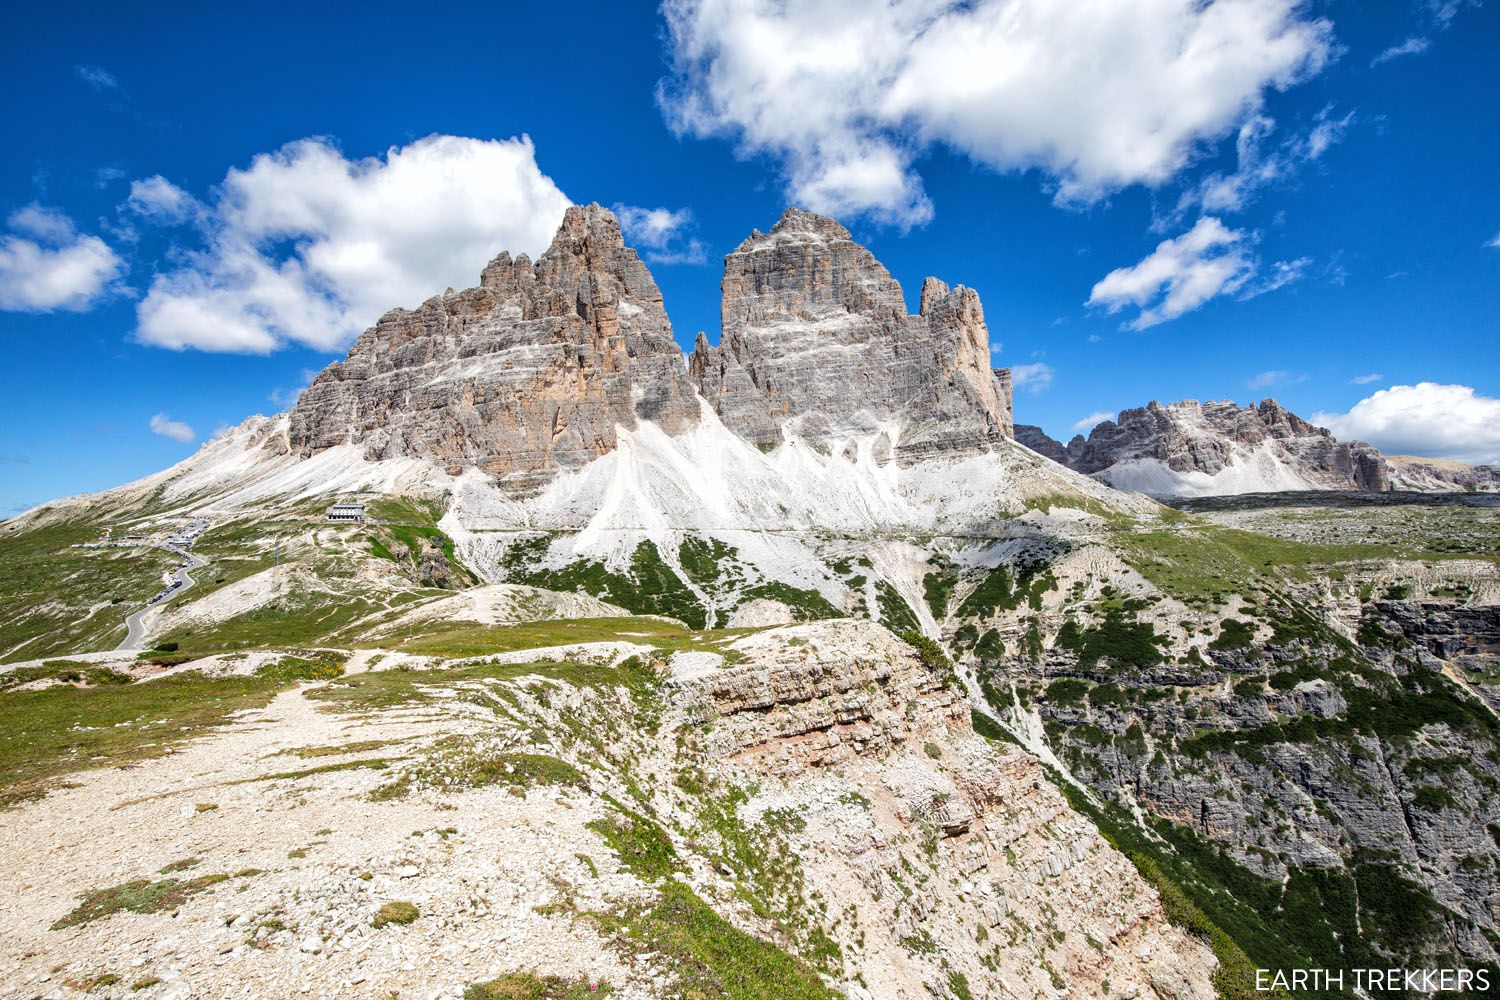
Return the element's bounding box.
[0,622,1214,1000]
[3,205,1499,1000]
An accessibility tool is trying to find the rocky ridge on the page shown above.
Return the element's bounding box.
[0,621,1217,1000]
[1018,399,1391,496]
[1387,455,1500,493]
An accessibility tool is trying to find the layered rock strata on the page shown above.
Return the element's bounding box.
[668,620,1219,1000]
[290,205,1019,495]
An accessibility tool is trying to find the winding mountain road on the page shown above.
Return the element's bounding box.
[115,520,209,651]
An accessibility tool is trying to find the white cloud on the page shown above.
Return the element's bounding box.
[0,205,124,313]
[1088,217,1250,329]
[659,0,1332,225]
[9,204,79,243]
[1372,1,1480,65]
[125,176,202,224]
[1011,362,1054,394]
[1425,0,1479,29]
[75,65,118,91]
[1247,369,1305,389]
[1313,382,1500,465]
[613,204,709,264]
[1486,231,1500,249]
[134,134,571,354]
[1371,36,1430,66]
[1071,410,1114,433]
[1240,255,1311,298]
[1350,372,1383,385]
[149,412,196,444]
[1089,217,1309,329]
[1175,105,1351,218]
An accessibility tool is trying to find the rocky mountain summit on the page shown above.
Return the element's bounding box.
[691,209,1013,458]
[1018,398,1391,496]
[290,205,1016,499]
[288,205,700,495]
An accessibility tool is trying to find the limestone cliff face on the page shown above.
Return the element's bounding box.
[1020,399,1391,495]
[690,209,1014,459]
[286,204,699,495]
[668,620,1218,1000]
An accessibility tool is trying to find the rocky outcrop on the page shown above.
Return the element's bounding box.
[1016,423,1070,464]
[287,204,699,495]
[1387,456,1500,493]
[1020,399,1392,496]
[689,209,1013,458]
[668,621,1218,1000]
[288,205,1021,497]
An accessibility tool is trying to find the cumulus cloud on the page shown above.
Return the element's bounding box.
[0,204,124,313]
[149,412,196,444]
[1486,232,1500,249]
[613,204,709,265]
[1071,410,1114,433]
[1350,372,1383,385]
[1313,383,1500,465]
[9,204,79,243]
[1011,362,1054,394]
[1090,218,1233,329]
[125,176,202,225]
[659,0,1332,225]
[133,134,571,354]
[1088,217,1308,329]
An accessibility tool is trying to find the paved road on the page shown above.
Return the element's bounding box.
[116,519,209,651]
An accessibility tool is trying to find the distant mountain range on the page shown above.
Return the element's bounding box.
[1017,400,1498,497]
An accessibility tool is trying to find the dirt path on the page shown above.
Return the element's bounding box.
[0,681,634,1000]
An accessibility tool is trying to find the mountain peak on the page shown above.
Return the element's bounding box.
[693,210,1013,455]
[768,206,852,240]
[1017,397,1391,496]
[288,204,696,494]
[288,204,1021,496]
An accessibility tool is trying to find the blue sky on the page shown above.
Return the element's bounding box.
[1,0,1497,513]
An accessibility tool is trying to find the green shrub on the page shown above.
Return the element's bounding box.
[1046,678,1090,705]
[1210,619,1254,651]
[372,900,419,928]
[974,629,1005,660]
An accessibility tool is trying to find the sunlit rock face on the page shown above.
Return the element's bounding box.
[691,208,1014,460]
[287,204,699,495]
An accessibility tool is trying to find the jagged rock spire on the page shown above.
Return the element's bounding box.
[690,207,1014,458]
[287,204,698,495]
